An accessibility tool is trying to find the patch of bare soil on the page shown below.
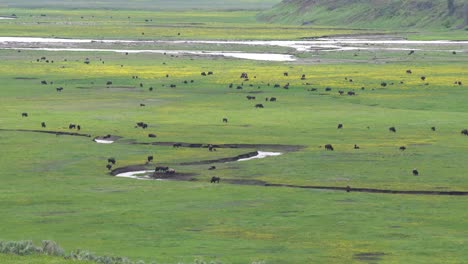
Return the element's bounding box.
[14,77,38,80]
[354,252,386,263]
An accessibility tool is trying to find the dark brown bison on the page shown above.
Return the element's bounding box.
[421,76,426,81]
[41,122,46,128]
[201,72,207,76]
[324,144,334,151]
[389,127,396,133]
[246,95,256,100]
[223,118,228,123]
[148,133,157,138]
[255,104,264,108]
[22,112,28,117]
[106,81,112,85]
[56,87,63,92]
[106,164,112,170]
[412,169,419,176]
[301,74,306,80]
[354,144,360,149]
[283,72,288,77]
[399,146,406,151]
[155,166,169,172]
[240,72,248,79]
[461,129,468,136]
[431,126,436,131]
[211,176,220,183]
[108,158,116,164]
[147,156,153,162]
[406,70,412,74]
[347,91,356,96]
[69,124,76,129]
[269,97,277,102]
[337,124,343,129]
[208,166,216,170]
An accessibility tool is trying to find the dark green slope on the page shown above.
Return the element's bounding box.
[258,0,468,29]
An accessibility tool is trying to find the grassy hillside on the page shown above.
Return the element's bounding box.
[258,0,468,30]
[0,0,281,11]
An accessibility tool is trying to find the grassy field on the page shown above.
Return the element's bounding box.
[1,6,468,264]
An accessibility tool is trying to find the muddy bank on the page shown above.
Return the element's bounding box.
[265,183,468,196]
[180,151,259,165]
[93,135,121,144]
[111,165,196,181]
[0,128,91,137]
[131,141,305,152]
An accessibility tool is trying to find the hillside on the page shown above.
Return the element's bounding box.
[258,0,468,30]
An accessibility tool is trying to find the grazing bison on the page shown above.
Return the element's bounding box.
[337,124,343,129]
[41,122,46,128]
[140,103,146,107]
[77,125,81,131]
[421,76,426,81]
[461,129,468,136]
[354,144,360,149]
[255,104,264,108]
[106,81,112,85]
[406,70,412,74]
[381,82,387,87]
[339,90,344,95]
[346,185,351,193]
[431,126,436,131]
[210,176,220,183]
[173,143,182,148]
[412,169,419,176]
[41,80,47,85]
[408,50,415,55]
[69,124,76,129]
[389,127,396,133]
[347,91,356,96]
[208,166,216,170]
[399,146,407,151]
[269,97,277,102]
[108,158,116,164]
[240,72,248,79]
[274,84,280,88]
[166,168,175,174]
[170,84,176,88]
[325,87,332,92]
[246,95,256,100]
[21,112,28,117]
[56,87,63,92]
[324,144,334,151]
[155,166,169,172]
[147,156,154,162]
[106,164,112,170]
[148,133,157,138]
[301,74,306,80]
[283,72,288,77]
[207,71,213,75]
[223,118,228,123]
[201,72,207,76]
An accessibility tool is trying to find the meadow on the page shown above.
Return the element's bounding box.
[0,6,468,264]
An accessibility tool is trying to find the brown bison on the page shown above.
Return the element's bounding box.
[324,144,334,151]
[211,176,220,183]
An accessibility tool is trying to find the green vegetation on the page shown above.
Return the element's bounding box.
[258,0,468,31]
[0,0,281,11]
[1,4,468,264]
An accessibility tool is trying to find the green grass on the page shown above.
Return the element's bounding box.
[0,45,468,263]
[1,7,468,264]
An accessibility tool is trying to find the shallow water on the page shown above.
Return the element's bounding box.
[94,139,114,144]
[237,151,283,161]
[115,170,154,180]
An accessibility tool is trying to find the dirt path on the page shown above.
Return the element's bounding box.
[0,128,91,137]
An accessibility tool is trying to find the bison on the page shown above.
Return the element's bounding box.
[173,143,182,148]
[106,164,112,170]
[269,97,277,102]
[461,129,468,136]
[147,156,154,162]
[41,122,46,128]
[210,176,220,183]
[354,144,360,149]
[324,144,334,151]
[412,169,419,176]
[21,112,28,117]
[208,166,216,170]
[389,127,396,133]
[108,158,116,164]
[337,124,343,129]
[155,166,169,172]
[399,146,407,151]
[69,124,76,129]
[255,104,264,108]
[148,133,157,138]
[223,118,228,123]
